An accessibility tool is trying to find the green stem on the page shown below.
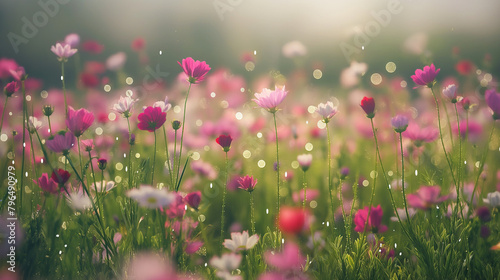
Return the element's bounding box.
[454,104,463,219]
[152,129,157,186]
[176,83,192,187]
[127,117,133,189]
[20,80,27,218]
[430,86,458,188]
[399,132,411,226]
[47,115,53,136]
[220,152,228,250]
[339,177,350,247]
[326,123,335,229]
[250,192,256,235]
[163,125,174,189]
[61,62,68,119]
[0,96,8,135]
[470,125,495,207]
[302,171,307,209]
[77,137,84,178]
[173,129,178,186]
[272,112,281,218]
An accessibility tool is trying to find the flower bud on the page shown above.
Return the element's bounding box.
[43,105,54,117]
[172,120,181,130]
[98,158,107,170]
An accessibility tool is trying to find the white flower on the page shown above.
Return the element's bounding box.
[315,101,338,122]
[113,95,137,116]
[28,116,42,131]
[390,208,416,222]
[127,185,175,209]
[442,84,457,100]
[66,189,92,211]
[210,253,242,272]
[282,40,307,58]
[152,96,172,113]
[92,181,116,193]
[223,231,259,252]
[297,154,313,172]
[483,191,500,207]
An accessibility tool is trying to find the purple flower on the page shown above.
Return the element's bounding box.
[485,89,500,120]
[45,131,75,154]
[391,115,409,133]
[442,84,458,102]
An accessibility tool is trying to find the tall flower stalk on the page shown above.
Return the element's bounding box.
[238,175,258,235]
[1,81,20,135]
[391,114,411,225]
[216,134,232,249]
[51,42,77,119]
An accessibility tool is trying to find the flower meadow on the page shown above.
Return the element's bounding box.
[1,34,500,280]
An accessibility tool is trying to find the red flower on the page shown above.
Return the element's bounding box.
[360,96,375,118]
[216,134,232,152]
[51,169,71,185]
[131,37,145,52]
[455,60,474,75]
[278,206,306,234]
[178,57,211,84]
[137,106,166,132]
[185,191,202,209]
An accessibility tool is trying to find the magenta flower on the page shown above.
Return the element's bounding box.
[0,58,19,79]
[51,42,78,61]
[402,122,439,146]
[3,81,20,97]
[45,131,75,154]
[137,106,166,132]
[407,186,449,210]
[51,169,71,185]
[216,134,233,152]
[264,242,306,271]
[391,115,409,133]
[66,106,94,137]
[485,89,500,120]
[353,205,388,233]
[185,191,202,209]
[237,175,257,192]
[35,173,59,194]
[360,96,375,118]
[178,57,211,84]
[253,86,288,113]
[9,66,26,81]
[411,64,440,88]
[185,240,203,255]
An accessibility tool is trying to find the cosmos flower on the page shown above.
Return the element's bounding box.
[210,253,242,279]
[391,115,409,133]
[483,191,500,207]
[354,205,388,233]
[35,173,59,194]
[216,134,233,152]
[297,154,312,172]
[407,186,448,210]
[92,181,116,193]
[152,96,172,113]
[184,191,202,210]
[278,207,306,234]
[253,86,288,113]
[137,106,166,132]
[66,106,94,137]
[237,175,257,192]
[51,42,78,61]
[223,231,259,252]
[178,57,211,84]
[113,95,137,117]
[360,96,375,118]
[411,64,440,88]
[442,84,458,102]
[3,81,20,97]
[315,101,338,122]
[127,185,176,209]
[485,89,500,120]
[45,131,75,154]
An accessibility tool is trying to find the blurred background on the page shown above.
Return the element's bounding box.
[1,0,499,88]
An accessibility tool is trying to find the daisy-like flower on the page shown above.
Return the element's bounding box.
[237,175,257,192]
[64,33,80,48]
[27,116,42,133]
[483,191,500,207]
[51,42,78,61]
[354,205,388,233]
[253,86,288,113]
[297,154,312,172]
[315,101,338,123]
[210,253,242,278]
[391,115,409,133]
[66,189,92,211]
[178,57,211,84]
[66,106,94,137]
[407,186,449,210]
[152,96,172,113]
[80,139,94,152]
[126,185,175,209]
[411,64,440,88]
[35,173,59,194]
[137,106,166,132]
[113,95,137,117]
[223,231,259,252]
[390,208,416,222]
[45,130,75,154]
[92,181,116,193]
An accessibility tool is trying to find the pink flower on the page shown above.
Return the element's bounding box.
[360,96,375,118]
[177,57,211,84]
[0,58,19,79]
[152,96,172,113]
[51,42,78,61]
[66,106,94,137]
[131,37,145,52]
[35,173,59,193]
[402,122,438,146]
[253,86,288,113]
[9,66,26,81]
[137,106,166,132]
[442,84,458,102]
[237,175,257,192]
[185,240,203,255]
[82,40,104,54]
[278,207,306,234]
[411,64,440,88]
[216,134,233,152]
[64,33,80,48]
[45,131,75,154]
[391,115,409,133]
[106,52,126,71]
[297,154,312,171]
[165,193,186,218]
[354,205,388,233]
[292,189,319,204]
[407,186,449,210]
[80,139,94,152]
[191,160,217,180]
[485,89,500,120]
[315,101,338,122]
[113,95,137,117]
[184,191,201,209]
[264,242,306,271]
[452,120,482,142]
[3,81,20,97]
